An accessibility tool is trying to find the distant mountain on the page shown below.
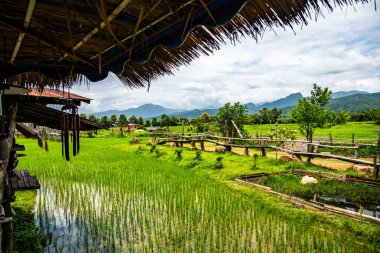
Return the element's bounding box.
[328,92,380,112]
[253,92,303,113]
[171,109,219,119]
[168,93,303,118]
[93,103,183,118]
[91,91,378,120]
[280,92,380,114]
[332,90,368,99]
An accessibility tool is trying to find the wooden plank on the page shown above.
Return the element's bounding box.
[29,176,40,189]
[10,169,40,190]
[11,176,18,190]
[17,171,25,189]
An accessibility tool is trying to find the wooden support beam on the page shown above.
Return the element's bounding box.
[0,15,94,67]
[90,0,195,60]
[200,141,205,151]
[61,0,132,60]
[10,0,36,63]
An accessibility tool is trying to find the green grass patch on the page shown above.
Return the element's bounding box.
[12,190,43,253]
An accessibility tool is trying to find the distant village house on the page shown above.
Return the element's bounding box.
[126,123,140,132]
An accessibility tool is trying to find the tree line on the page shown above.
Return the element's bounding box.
[81,84,378,138]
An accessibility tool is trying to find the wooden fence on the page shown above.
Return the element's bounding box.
[157,134,380,178]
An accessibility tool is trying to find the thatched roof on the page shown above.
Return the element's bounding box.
[0,0,372,89]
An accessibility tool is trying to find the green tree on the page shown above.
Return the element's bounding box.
[119,114,127,127]
[160,114,170,127]
[179,117,189,125]
[270,108,282,123]
[80,113,87,119]
[88,115,97,122]
[151,117,158,126]
[137,117,144,125]
[259,108,271,124]
[216,102,247,137]
[110,114,118,125]
[100,116,111,127]
[144,119,151,127]
[246,114,259,124]
[129,115,138,124]
[199,112,211,123]
[170,116,179,126]
[290,83,349,145]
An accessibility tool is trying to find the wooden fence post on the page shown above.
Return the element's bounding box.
[261,147,266,157]
[374,156,379,179]
[355,144,360,159]
[352,133,355,145]
[200,141,205,151]
[244,147,249,156]
[329,133,332,145]
[261,140,266,156]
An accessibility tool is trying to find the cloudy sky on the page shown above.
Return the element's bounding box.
[71,3,380,114]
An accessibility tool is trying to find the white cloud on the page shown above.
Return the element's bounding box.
[71,3,380,114]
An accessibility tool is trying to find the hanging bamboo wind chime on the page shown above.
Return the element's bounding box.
[61,105,80,161]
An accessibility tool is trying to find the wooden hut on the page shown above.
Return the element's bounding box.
[0,0,371,250]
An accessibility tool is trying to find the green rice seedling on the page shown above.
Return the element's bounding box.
[149,144,157,153]
[174,150,183,161]
[214,157,223,169]
[194,150,202,160]
[252,154,259,170]
[135,145,146,154]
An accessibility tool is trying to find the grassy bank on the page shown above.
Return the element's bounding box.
[14,137,380,252]
[12,190,43,253]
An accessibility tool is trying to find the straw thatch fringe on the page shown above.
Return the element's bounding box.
[0,0,373,89]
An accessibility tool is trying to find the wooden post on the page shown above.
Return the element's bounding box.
[261,141,266,156]
[224,119,228,139]
[261,147,266,157]
[244,147,249,156]
[329,133,332,145]
[181,120,184,139]
[374,156,379,179]
[275,122,279,140]
[352,133,355,145]
[200,141,205,151]
[0,100,17,253]
[256,131,258,139]
[355,144,360,159]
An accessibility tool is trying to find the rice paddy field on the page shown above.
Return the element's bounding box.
[168,122,379,140]
[15,137,380,252]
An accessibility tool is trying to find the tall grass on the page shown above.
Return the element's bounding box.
[17,138,377,252]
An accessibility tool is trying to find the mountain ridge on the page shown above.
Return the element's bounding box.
[91,90,377,119]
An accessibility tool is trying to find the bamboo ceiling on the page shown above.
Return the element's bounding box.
[0,0,372,89]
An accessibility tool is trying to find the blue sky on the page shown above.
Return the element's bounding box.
[72,3,380,114]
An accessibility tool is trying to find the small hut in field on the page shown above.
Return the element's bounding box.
[0,0,371,250]
[126,123,140,132]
